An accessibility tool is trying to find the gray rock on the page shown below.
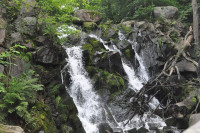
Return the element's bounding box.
[0,7,6,17]
[0,124,25,133]
[0,64,4,73]
[154,6,178,19]
[176,59,197,72]
[11,32,23,44]
[0,18,7,29]
[0,47,5,54]
[0,29,6,45]
[10,57,26,77]
[74,9,103,24]
[184,121,200,133]
[35,46,60,65]
[98,123,113,133]
[189,114,200,127]
[20,0,36,16]
[121,20,135,28]
[23,17,36,26]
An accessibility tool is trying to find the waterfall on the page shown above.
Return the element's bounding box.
[89,33,166,131]
[61,46,105,133]
[59,25,166,132]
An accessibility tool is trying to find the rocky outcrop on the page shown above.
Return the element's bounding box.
[73,9,103,24]
[34,46,60,65]
[189,114,200,126]
[154,6,178,19]
[0,124,25,133]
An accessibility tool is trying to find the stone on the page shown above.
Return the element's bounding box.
[121,20,135,28]
[189,114,200,127]
[0,18,7,29]
[154,6,178,19]
[0,64,4,73]
[0,47,5,54]
[0,29,6,45]
[98,123,113,133]
[112,128,123,133]
[184,121,200,133]
[137,127,148,133]
[176,59,197,72]
[35,46,60,65]
[0,7,6,17]
[23,17,36,26]
[11,32,23,44]
[20,0,36,16]
[0,124,25,133]
[74,9,103,24]
[10,57,26,77]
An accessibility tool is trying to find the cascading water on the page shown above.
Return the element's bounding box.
[61,46,105,133]
[59,25,165,133]
[89,33,166,131]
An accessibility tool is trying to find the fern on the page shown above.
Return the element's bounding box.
[0,69,44,124]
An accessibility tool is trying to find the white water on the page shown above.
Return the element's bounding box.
[61,46,105,133]
[59,26,166,132]
[89,33,166,131]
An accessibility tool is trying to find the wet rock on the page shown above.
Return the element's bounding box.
[113,128,123,133]
[98,123,113,133]
[0,124,25,133]
[74,9,103,24]
[148,123,162,130]
[154,6,178,19]
[34,46,60,65]
[11,32,23,44]
[128,128,137,133]
[109,52,126,75]
[0,29,6,45]
[176,59,197,72]
[189,114,200,127]
[137,127,148,133]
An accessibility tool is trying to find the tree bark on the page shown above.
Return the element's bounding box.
[192,0,199,45]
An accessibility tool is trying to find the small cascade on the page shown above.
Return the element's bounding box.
[89,33,166,131]
[61,46,105,133]
[118,31,149,82]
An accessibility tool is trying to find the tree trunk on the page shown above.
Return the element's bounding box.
[192,0,199,45]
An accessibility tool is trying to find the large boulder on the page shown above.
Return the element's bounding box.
[154,6,178,19]
[189,114,200,127]
[0,124,25,133]
[73,9,103,24]
[34,46,60,65]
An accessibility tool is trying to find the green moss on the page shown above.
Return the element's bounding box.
[83,22,97,31]
[28,102,58,133]
[125,49,131,58]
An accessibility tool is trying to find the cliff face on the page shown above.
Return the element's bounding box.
[0,1,199,133]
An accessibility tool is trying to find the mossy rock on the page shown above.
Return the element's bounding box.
[28,102,58,133]
[83,22,97,32]
[72,17,83,25]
